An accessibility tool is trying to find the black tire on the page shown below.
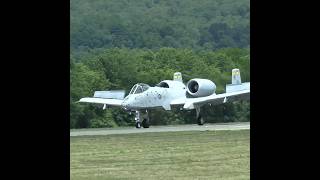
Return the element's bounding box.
[197,115,204,125]
[135,122,141,128]
[142,118,150,128]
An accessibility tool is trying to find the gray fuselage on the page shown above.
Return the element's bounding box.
[121,81,186,110]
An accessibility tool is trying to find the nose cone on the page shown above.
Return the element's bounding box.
[121,95,139,110]
[121,98,132,110]
[121,100,128,109]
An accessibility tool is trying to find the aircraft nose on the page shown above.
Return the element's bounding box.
[121,99,130,109]
[121,101,127,107]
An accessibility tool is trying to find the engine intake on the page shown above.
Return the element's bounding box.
[186,78,216,97]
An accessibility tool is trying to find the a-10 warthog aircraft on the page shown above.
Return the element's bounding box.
[79,69,250,128]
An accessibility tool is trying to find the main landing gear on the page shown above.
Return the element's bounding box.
[135,110,150,128]
[196,106,205,125]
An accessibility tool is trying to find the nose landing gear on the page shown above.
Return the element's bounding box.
[135,110,150,128]
[134,111,141,128]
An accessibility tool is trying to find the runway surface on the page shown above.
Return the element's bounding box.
[70,122,250,136]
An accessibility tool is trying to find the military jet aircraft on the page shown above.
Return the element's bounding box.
[79,69,250,128]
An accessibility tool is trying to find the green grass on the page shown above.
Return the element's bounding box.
[70,130,250,180]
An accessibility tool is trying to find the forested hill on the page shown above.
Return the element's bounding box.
[70,0,250,129]
[71,0,250,53]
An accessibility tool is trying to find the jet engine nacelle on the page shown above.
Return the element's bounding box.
[186,78,216,97]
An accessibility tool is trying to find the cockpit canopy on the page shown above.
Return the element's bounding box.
[129,83,150,94]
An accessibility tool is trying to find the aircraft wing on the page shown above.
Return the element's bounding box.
[78,90,125,107]
[78,97,123,107]
[174,89,249,110]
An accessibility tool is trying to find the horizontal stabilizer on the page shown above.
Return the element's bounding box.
[94,90,125,99]
[79,97,123,107]
[226,82,250,93]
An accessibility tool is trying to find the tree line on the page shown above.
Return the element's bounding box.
[70,48,250,128]
[70,0,250,128]
[71,0,250,57]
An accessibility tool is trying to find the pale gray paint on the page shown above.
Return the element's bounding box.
[79,69,250,112]
[226,82,250,93]
[186,78,216,97]
[232,68,241,85]
[94,90,126,99]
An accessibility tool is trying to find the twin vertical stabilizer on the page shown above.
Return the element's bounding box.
[232,69,241,85]
[173,72,182,82]
[226,68,250,93]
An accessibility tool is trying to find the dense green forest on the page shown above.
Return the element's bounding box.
[70,0,250,129]
[70,48,250,128]
[71,0,249,55]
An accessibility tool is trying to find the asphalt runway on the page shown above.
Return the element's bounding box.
[70,122,250,137]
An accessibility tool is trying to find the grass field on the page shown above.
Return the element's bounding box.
[70,130,250,180]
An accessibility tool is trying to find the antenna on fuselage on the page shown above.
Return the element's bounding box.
[173,72,182,82]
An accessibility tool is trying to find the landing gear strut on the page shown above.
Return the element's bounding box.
[135,110,150,128]
[142,110,150,128]
[196,106,204,125]
[135,111,141,128]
